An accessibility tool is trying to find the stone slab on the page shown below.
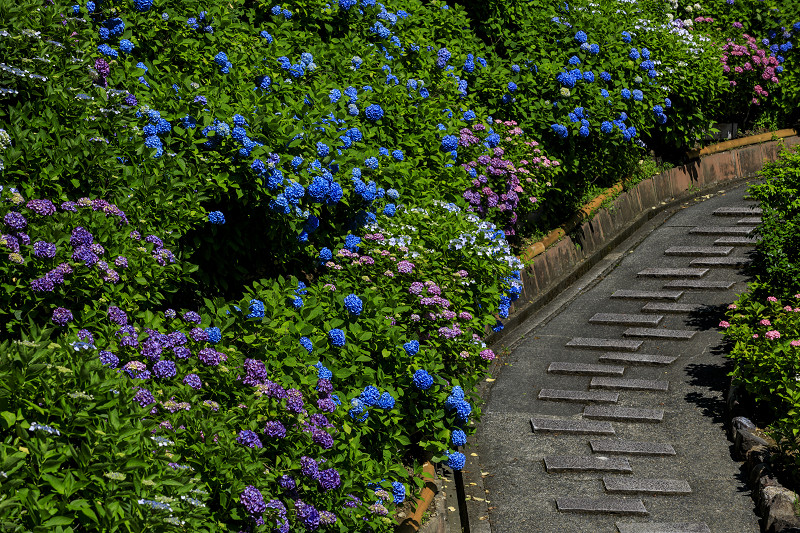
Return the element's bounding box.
[663,246,733,257]
[544,455,633,473]
[714,236,760,246]
[636,268,709,278]
[589,313,663,326]
[622,327,696,340]
[531,418,616,435]
[640,302,704,314]
[616,523,711,533]
[737,217,762,225]
[688,226,755,235]
[566,337,643,352]
[538,389,620,404]
[689,256,750,268]
[599,352,679,366]
[713,206,762,216]
[611,290,684,301]
[663,280,735,290]
[590,377,669,392]
[603,477,692,495]
[590,439,676,456]
[583,405,664,423]
[556,497,648,515]
[548,361,626,377]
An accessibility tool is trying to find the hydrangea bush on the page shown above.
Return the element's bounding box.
[1,0,800,530]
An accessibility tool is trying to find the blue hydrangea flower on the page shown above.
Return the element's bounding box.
[551,124,568,138]
[391,482,406,504]
[300,337,313,353]
[632,89,643,101]
[451,428,467,446]
[377,392,395,409]
[441,135,458,152]
[578,125,590,137]
[404,340,420,356]
[97,44,118,58]
[391,149,404,161]
[247,299,265,319]
[412,369,433,390]
[621,31,631,43]
[206,327,222,343]
[360,385,380,406]
[344,294,363,316]
[436,47,451,69]
[574,30,588,43]
[328,328,346,347]
[589,43,600,54]
[446,451,466,470]
[119,39,134,53]
[601,121,613,133]
[365,157,379,169]
[507,81,517,92]
[621,88,631,99]
[384,203,396,217]
[365,104,384,121]
[317,142,330,157]
[133,0,153,11]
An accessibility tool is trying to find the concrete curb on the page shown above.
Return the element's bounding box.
[726,385,800,532]
[489,134,800,350]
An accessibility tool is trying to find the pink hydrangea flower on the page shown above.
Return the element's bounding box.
[728,304,737,310]
[767,296,778,302]
[790,340,800,347]
[719,321,731,328]
[759,319,771,326]
[765,330,781,340]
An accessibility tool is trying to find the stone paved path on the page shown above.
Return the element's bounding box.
[476,183,762,533]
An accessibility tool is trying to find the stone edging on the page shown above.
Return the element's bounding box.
[489,133,800,348]
[726,385,800,532]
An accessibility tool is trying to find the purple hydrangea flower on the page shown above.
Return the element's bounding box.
[108,306,128,326]
[183,373,202,389]
[99,350,119,368]
[198,347,221,366]
[318,468,341,490]
[32,241,57,258]
[3,212,27,230]
[300,456,319,479]
[240,485,266,516]
[52,307,73,326]
[237,429,263,449]
[264,420,286,438]
[153,360,176,379]
[26,199,56,216]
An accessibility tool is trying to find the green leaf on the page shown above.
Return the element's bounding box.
[42,516,73,527]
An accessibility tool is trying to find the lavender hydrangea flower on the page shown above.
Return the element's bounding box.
[108,306,128,326]
[318,468,341,490]
[153,360,176,379]
[3,212,27,230]
[300,456,319,479]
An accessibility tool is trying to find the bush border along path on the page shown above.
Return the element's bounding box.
[490,129,800,350]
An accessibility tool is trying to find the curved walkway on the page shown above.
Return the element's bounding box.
[476,181,762,533]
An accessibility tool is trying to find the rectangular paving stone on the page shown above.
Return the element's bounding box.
[589,313,663,326]
[636,268,708,278]
[688,225,755,235]
[714,236,759,246]
[663,280,735,290]
[603,477,692,495]
[548,361,626,376]
[539,389,620,404]
[664,246,733,257]
[590,439,676,456]
[611,290,684,301]
[566,337,643,352]
[545,455,632,473]
[590,377,669,392]
[599,352,679,366]
[530,418,616,435]
[616,523,711,533]
[713,206,762,216]
[641,302,704,314]
[689,256,750,268]
[737,217,762,225]
[623,327,696,340]
[583,405,664,423]
[556,497,648,515]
